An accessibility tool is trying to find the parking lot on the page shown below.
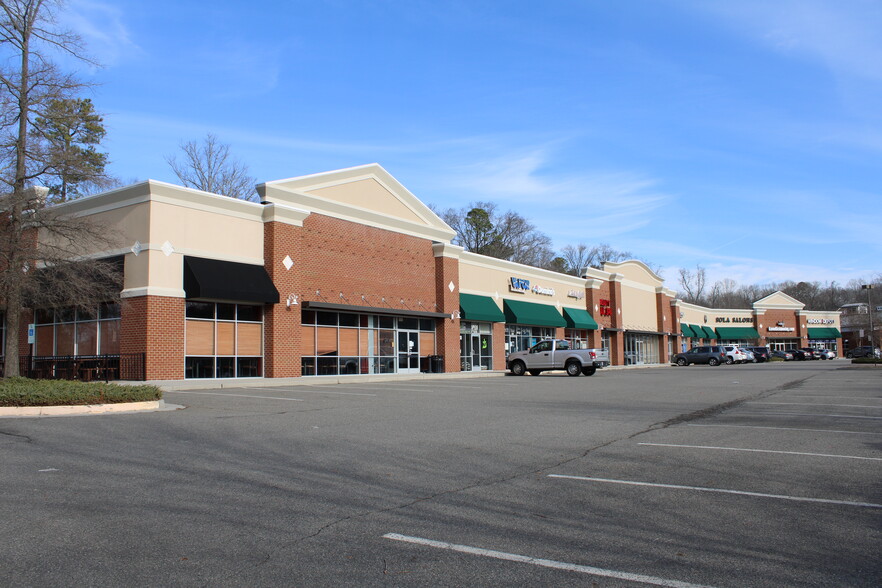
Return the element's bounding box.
[1,362,879,587]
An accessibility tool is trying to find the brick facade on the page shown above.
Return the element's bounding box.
[121,296,185,380]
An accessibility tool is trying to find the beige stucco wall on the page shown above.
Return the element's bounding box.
[620,283,658,331]
[308,178,425,225]
[459,253,588,313]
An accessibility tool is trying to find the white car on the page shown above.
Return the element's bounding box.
[741,348,756,363]
[722,345,747,364]
[818,349,836,359]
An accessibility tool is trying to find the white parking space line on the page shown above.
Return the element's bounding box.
[687,423,882,436]
[378,383,488,390]
[382,533,716,588]
[752,402,882,409]
[637,442,882,462]
[248,387,376,396]
[736,412,882,420]
[165,391,304,402]
[783,395,882,401]
[548,475,882,509]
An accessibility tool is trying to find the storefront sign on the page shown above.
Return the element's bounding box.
[715,317,753,324]
[807,318,835,325]
[531,284,555,296]
[567,289,585,300]
[768,326,794,332]
[509,277,530,293]
[599,298,612,317]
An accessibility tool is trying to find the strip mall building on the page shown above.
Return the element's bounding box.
[5,164,843,380]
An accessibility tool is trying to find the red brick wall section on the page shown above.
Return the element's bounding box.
[121,296,185,380]
[608,280,624,365]
[300,214,438,313]
[433,254,460,372]
[493,322,506,370]
[761,309,802,345]
[264,222,303,378]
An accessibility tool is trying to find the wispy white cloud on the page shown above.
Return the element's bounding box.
[65,0,141,67]
[690,0,882,82]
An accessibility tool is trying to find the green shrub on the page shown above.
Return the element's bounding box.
[0,377,162,407]
[851,357,880,365]
[769,357,785,362]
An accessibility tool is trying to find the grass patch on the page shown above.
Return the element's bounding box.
[0,377,162,407]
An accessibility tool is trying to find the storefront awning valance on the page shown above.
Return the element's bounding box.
[681,324,699,338]
[715,326,760,339]
[808,327,841,339]
[699,326,717,339]
[459,293,506,322]
[184,256,279,304]
[563,307,599,330]
[503,299,566,328]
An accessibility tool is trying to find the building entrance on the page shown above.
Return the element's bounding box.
[397,330,420,373]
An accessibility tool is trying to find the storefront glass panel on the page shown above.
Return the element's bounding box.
[624,333,660,365]
[184,302,264,379]
[505,325,555,355]
[460,321,493,371]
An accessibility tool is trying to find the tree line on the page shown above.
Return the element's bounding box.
[677,265,881,311]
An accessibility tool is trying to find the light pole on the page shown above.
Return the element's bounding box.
[862,284,875,355]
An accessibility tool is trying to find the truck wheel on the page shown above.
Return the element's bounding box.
[529,370,541,376]
[676,358,687,366]
[581,366,597,376]
[510,361,526,376]
[565,361,582,376]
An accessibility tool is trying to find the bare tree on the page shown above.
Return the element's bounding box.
[0,0,119,377]
[678,265,707,304]
[166,133,257,201]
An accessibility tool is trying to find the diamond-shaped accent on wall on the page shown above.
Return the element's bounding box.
[161,241,174,257]
[131,241,142,256]
[282,255,294,270]
[448,281,455,292]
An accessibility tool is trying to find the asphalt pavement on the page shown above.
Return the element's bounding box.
[1,361,879,587]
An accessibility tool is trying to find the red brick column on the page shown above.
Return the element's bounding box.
[263,221,303,378]
[609,278,625,365]
[433,254,460,372]
[121,295,185,380]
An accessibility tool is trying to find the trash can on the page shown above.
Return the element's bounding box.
[419,356,431,373]
[429,355,444,373]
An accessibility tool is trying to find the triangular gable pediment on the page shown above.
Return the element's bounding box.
[753,290,805,310]
[257,164,455,242]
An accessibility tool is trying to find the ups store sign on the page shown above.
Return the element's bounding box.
[715,317,753,324]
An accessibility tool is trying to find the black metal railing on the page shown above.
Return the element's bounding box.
[1,354,146,381]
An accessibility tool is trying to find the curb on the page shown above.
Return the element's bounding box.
[0,399,181,418]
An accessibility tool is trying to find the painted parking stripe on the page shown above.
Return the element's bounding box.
[752,402,882,409]
[637,442,882,462]
[733,412,882,420]
[249,387,376,396]
[548,475,882,509]
[164,391,304,401]
[382,533,716,588]
[782,395,882,401]
[687,423,882,436]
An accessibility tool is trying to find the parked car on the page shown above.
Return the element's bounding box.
[741,348,756,363]
[722,345,747,364]
[786,348,812,361]
[818,349,836,359]
[771,350,793,360]
[672,346,727,366]
[746,346,770,362]
[846,346,881,359]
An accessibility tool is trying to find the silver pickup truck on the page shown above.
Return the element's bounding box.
[506,339,610,377]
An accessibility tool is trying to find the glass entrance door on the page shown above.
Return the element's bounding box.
[398,330,420,373]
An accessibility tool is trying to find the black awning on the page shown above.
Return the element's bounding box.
[303,301,449,319]
[183,256,279,304]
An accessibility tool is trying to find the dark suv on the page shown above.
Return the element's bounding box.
[846,346,881,359]
[745,346,770,362]
[672,346,727,366]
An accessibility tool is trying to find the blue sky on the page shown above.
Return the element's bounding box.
[66,0,881,289]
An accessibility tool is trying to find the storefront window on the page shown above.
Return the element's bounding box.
[624,333,660,365]
[185,302,264,378]
[33,306,121,357]
[565,329,589,349]
[505,325,554,355]
[768,339,800,351]
[460,321,493,371]
[301,311,436,376]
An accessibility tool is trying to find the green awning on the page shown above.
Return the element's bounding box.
[503,299,566,327]
[715,326,760,339]
[680,324,699,338]
[459,293,505,322]
[700,326,717,339]
[563,307,599,330]
[808,327,842,339]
